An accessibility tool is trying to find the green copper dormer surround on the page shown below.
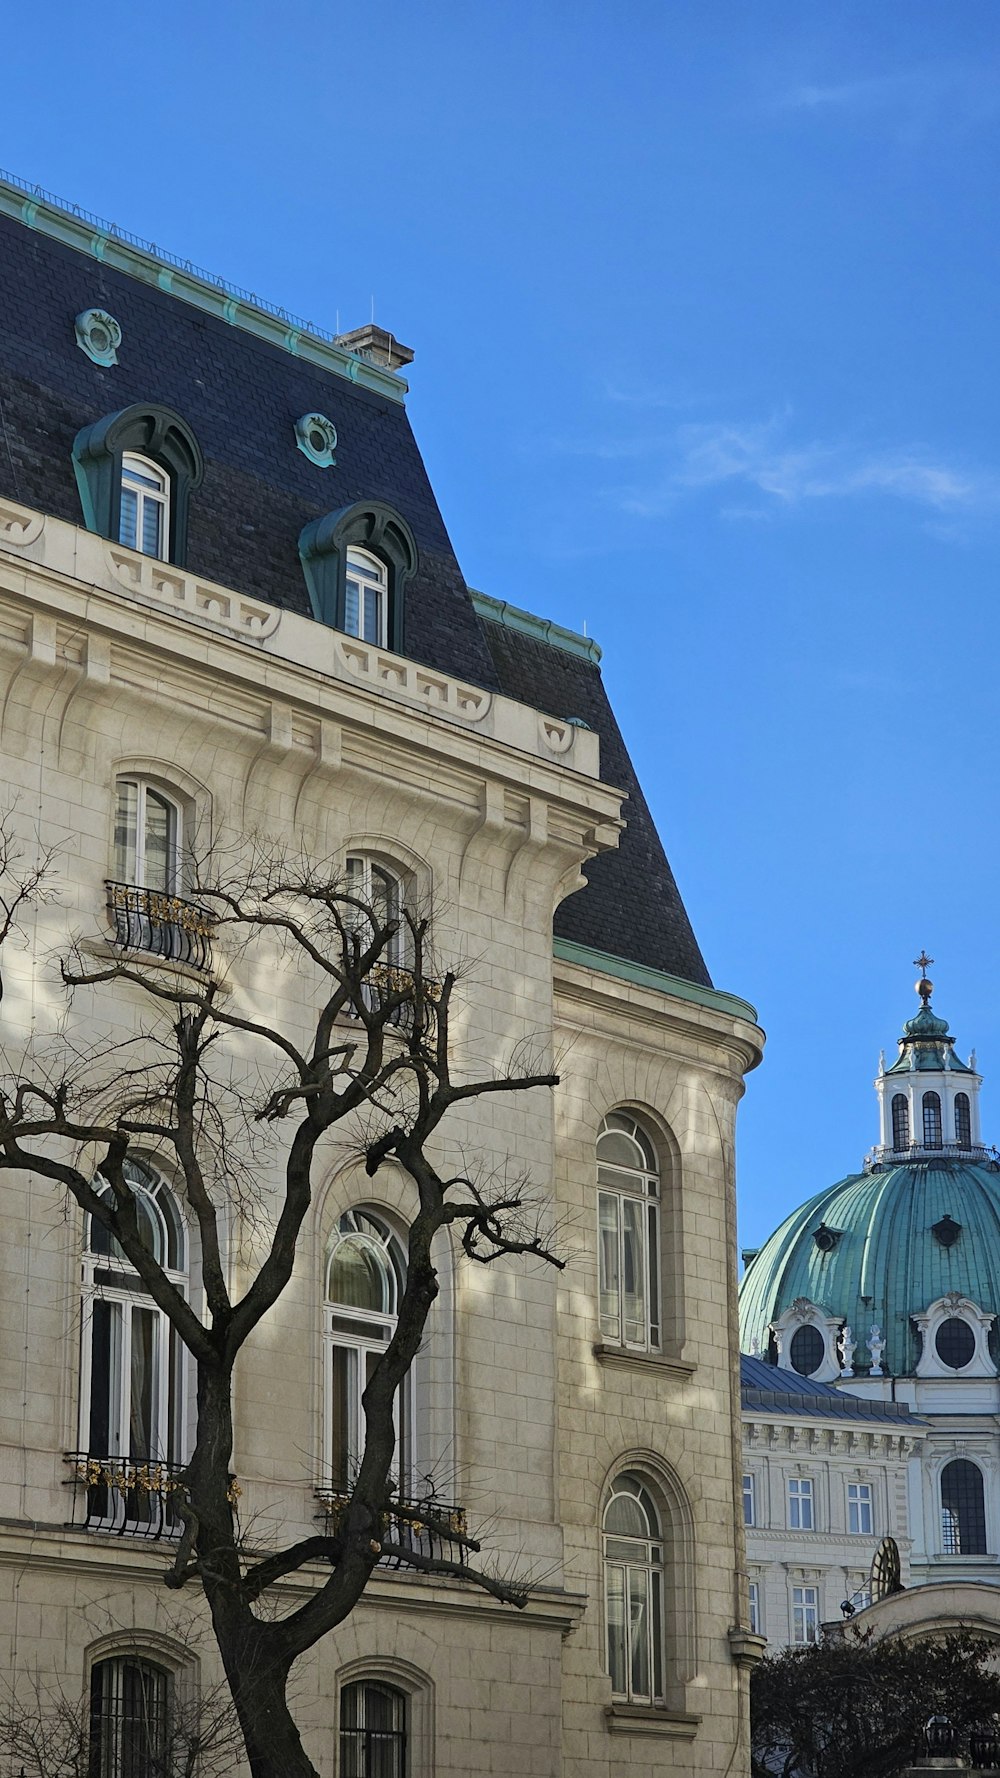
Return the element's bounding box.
[72,404,204,566]
[298,501,417,651]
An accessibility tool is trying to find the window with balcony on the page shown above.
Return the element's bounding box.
[597,1111,660,1352]
[109,776,213,970]
[603,1472,664,1707]
[791,1584,819,1644]
[848,1481,873,1536]
[324,1210,410,1495]
[89,1655,171,1778]
[74,1161,188,1536]
[788,1477,814,1531]
[941,1459,987,1555]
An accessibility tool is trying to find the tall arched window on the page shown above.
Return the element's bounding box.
[345,855,405,966]
[891,1094,910,1151]
[114,778,183,894]
[89,1655,170,1778]
[345,548,388,646]
[324,1210,410,1493]
[922,1091,943,1149]
[940,1458,987,1555]
[119,454,169,558]
[603,1472,664,1706]
[955,1092,972,1147]
[597,1112,660,1351]
[80,1161,188,1533]
[339,1679,407,1778]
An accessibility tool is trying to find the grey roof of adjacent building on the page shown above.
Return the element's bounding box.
[740,1355,924,1425]
[0,185,714,988]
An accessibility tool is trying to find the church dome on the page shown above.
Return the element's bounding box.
[740,966,1000,1380]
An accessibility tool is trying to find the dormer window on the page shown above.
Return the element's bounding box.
[789,1325,825,1376]
[120,454,169,558]
[913,1294,996,1379]
[345,548,387,646]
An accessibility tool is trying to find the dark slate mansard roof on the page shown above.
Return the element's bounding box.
[0,202,710,987]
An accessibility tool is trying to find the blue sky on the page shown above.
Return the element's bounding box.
[4,1,1000,1248]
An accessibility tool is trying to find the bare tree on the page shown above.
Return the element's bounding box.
[0,830,561,1778]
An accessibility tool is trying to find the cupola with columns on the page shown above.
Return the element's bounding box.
[871,952,985,1168]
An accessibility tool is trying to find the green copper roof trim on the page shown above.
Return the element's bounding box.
[0,168,408,405]
[553,937,758,1024]
[471,590,603,664]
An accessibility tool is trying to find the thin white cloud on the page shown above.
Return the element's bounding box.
[617,415,1000,521]
[774,62,1000,129]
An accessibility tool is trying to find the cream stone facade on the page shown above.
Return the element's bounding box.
[0,172,763,1777]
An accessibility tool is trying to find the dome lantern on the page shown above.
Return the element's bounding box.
[872,956,984,1167]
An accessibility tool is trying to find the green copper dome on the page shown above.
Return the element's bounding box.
[740,1161,1000,1376]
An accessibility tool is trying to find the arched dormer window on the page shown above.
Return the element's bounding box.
[940,1458,987,1555]
[597,1111,660,1352]
[923,1091,943,1149]
[955,1092,972,1147]
[891,1094,910,1151]
[72,404,204,566]
[770,1299,842,1383]
[603,1472,664,1706]
[324,1210,410,1493]
[298,501,417,654]
[79,1161,189,1534]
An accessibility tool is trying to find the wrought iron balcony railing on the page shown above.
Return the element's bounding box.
[317,1490,468,1571]
[65,1452,186,1539]
[352,963,441,1037]
[106,880,215,972]
[865,1141,1000,1173]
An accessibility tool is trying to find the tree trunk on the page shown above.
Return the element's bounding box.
[220,1636,318,1778]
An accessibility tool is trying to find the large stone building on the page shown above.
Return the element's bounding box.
[741,966,1000,1648]
[0,171,764,1775]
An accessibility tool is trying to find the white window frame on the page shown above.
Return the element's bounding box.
[848,1481,873,1537]
[79,1163,189,1514]
[742,1472,755,1528]
[748,1580,761,1637]
[344,547,388,647]
[791,1584,819,1645]
[788,1476,814,1531]
[597,1112,661,1352]
[120,453,169,560]
[345,854,406,968]
[114,778,184,894]
[603,1473,665,1707]
[322,1210,412,1496]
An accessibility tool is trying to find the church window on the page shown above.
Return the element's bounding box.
[603,1472,664,1706]
[922,1091,943,1149]
[848,1481,873,1536]
[791,1584,819,1644]
[324,1210,410,1492]
[788,1324,825,1377]
[935,1317,976,1370]
[940,1459,987,1555]
[955,1092,972,1146]
[787,1477,814,1531]
[89,1655,171,1777]
[597,1112,660,1351]
[119,454,169,558]
[339,1679,408,1778]
[891,1094,910,1150]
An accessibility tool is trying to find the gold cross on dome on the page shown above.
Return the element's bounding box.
[914,951,934,1004]
[914,951,934,975]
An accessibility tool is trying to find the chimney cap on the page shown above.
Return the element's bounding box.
[334,323,414,372]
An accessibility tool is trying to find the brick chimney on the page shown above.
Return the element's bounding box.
[334,324,414,372]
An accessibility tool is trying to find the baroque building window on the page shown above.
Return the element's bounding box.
[89,1655,171,1778]
[955,1091,972,1146]
[597,1111,660,1351]
[787,1477,814,1531]
[324,1211,410,1493]
[339,1680,408,1778]
[848,1481,873,1536]
[345,855,405,966]
[115,778,183,895]
[940,1459,987,1555]
[603,1472,664,1707]
[891,1093,910,1150]
[922,1090,943,1149]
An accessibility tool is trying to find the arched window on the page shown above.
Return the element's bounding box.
[922,1091,943,1149]
[345,548,388,646]
[603,1472,664,1706]
[119,454,169,558]
[89,1655,171,1778]
[345,855,405,967]
[80,1161,188,1533]
[891,1094,910,1151]
[598,1112,660,1351]
[114,778,183,894]
[72,403,203,567]
[324,1211,409,1493]
[955,1092,972,1147]
[940,1458,987,1555]
[339,1679,407,1778]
